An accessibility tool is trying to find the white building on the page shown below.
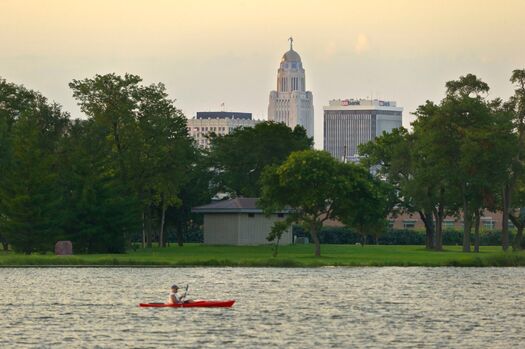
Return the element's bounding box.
[323,99,403,162]
[187,111,259,148]
[268,38,314,139]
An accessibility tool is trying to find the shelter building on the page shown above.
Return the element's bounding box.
[192,198,292,245]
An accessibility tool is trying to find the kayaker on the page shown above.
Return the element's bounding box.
[167,284,194,304]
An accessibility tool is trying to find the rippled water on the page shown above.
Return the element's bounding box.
[0,267,524,348]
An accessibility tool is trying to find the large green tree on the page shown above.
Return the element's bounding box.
[208,121,312,197]
[259,150,385,257]
[359,127,446,250]
[59,119,140,253]
[70,74,195,248]
[0,79,69,253]
[166,149,213,246]
[439,74,513,252]
[503,69,525,251]
[361,74,516,252]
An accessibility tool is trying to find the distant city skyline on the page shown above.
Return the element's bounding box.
[1,0,524,148]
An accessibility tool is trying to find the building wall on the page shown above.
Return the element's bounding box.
[187,117,259,148]
[389,211,509,231]
[323,99,402,162]
[323,110,373,159]
[203,213,239,244]
[269,91,314,138]
[324,211,510,231]
[203,212,293,245]
[375,113,403,136]
[268,48,314,139]
[238,213,292,245]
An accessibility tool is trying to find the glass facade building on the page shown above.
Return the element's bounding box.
[323,99,403,162]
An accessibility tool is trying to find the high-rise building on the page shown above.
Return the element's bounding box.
[323,99,403,162]
[187,111,259,148]
[268,38,314,139]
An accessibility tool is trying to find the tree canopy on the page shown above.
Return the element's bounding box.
[208,121,312,197]
[259,150,387,256]
[360,72,521,252]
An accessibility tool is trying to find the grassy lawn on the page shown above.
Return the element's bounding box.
[1,244,525,267]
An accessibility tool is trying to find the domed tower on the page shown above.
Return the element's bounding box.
[268,38,314,139]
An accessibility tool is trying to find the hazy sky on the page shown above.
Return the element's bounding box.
[1,0,524,147]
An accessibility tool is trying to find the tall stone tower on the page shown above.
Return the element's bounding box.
[268,38,314,139]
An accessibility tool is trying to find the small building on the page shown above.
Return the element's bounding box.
[192,198,292,245]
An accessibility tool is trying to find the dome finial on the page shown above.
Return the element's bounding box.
[288,36,293,50]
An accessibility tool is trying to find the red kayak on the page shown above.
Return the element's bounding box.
[139,300,235,308]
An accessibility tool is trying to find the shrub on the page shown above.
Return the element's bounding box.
[293,226,514,245]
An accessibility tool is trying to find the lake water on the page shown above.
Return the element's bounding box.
[0,267,524,348]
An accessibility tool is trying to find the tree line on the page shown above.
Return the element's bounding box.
[2,70,524,256]
[0,74,318,254]
[359,70,525,252]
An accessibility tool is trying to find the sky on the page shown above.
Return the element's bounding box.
[1,0,524,148]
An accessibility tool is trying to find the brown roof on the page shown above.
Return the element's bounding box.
[192,197,290,214]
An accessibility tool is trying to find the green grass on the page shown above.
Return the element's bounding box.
[1,244,525,267]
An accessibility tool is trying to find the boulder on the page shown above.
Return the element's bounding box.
[55,241,73,255]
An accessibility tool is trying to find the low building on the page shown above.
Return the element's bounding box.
[324,211,509,231]
[187,111,259,148]
[192,197,292,245]
[389,211,507,231]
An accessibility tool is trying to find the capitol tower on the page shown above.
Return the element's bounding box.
[268,38,314,138]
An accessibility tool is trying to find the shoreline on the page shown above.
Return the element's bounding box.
[1,244,524,268]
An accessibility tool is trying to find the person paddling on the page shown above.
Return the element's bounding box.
[167,284,194,304]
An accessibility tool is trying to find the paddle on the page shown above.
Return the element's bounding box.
[182,284,189,302]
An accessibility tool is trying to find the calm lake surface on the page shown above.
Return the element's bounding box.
[1,267,524,348]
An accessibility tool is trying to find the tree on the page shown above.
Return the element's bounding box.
[70,74,195,248]
[340,175,391,246]
[0,80,69,254]
[208,121,312,197]
[361,74,516,253]
[266,220,290,257]
[504,69,525,251]
[134,83,195,247]
[165,150,213,246]
[359,127,444,250]
[0,78,42,251]
[445,75,514,252]
[411,75,514,252]
[69,74,141,183]
[59,119,140,253]
[259,150,385,257]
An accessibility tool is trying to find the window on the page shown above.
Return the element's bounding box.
[482,219,496,230]
[388,220,395,229]
[277,213,284,218]
[403,220,416,229]
[248,213,255,218]
[443,220,455,229]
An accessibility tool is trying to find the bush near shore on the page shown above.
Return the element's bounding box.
[1,244,524,267]
[134,227,516,246]
[311,228,519,246]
